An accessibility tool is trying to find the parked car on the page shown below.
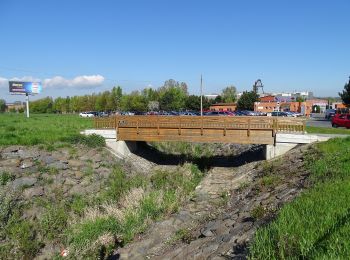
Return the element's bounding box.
[284,111,298,117]
[331,114,350,128]
[98,112,109,117]
[271,111,288,117]
[79,111,95,118]
[179,111,197,116]
[325,109,336,120]
[205,111,224,116]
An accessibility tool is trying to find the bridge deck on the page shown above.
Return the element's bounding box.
[94,116,305,145]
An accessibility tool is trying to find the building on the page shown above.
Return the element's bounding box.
[332,102,347,110]
[204,94,219,100]
[254,99,328,116]
[209,103,237,112]
[6,101,25,112]
[259,95,276,102]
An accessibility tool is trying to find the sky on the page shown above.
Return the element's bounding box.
[0,0,349,102]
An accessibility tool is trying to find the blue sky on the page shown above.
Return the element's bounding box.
[0,0,349,101]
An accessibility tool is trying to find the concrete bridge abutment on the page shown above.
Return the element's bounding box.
[81,129,337,161]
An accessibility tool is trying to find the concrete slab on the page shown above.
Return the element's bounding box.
[276,133,337,144]
[80,129,116,139]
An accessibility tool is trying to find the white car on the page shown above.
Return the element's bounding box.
[79,112,95,118]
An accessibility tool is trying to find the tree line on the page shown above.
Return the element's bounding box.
[27,79,245,113]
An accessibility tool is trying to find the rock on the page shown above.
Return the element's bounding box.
[256,192,270,202]
[11,177,37,189]
[80,178,91,187]
[64,178,78,186]
[54,173,66,184]
[74,171,84,180]
[68,159,84,168]
[276,188,297,201]
[177,211,193,223]
[237,212,254,223]
[67,184,84,195]
[23,186,44,198]
[48,161,69,170]
[201,242,219,254]
[204,220,221,232]
[93,154,102,163]
[41,155,56,165]
[1,158,21,167]
[200,228,215,237]
[20,159,35,169]
[218,234,232,243]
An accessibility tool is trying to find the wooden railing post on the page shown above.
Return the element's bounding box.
[247,119,251,137]
[178,117,181,135]
[201,116,203,136]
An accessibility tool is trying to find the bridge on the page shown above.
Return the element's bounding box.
[86,116,312,160]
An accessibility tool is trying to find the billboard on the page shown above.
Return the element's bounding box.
[9,81,42,95]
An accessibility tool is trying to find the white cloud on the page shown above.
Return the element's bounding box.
[43,75,104,89]
[0,75,105,89]
[0,77,7,88]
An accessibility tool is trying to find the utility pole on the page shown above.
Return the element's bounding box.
[200,74,203,116]
[25,93,30,118]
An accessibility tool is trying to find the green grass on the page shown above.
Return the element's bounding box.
[0,113,93,146]
[306,126,350,135]
[0,172,15,185]
[67,163,204,258]
[249,137,350,259]
[151,141,214,158]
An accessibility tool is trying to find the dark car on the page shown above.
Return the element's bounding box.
[325,109,336,120]
[205,111,224,116]
[271,111,288,117]
[332,114,350,128]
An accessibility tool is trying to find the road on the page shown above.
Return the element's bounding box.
[306,117,332,128]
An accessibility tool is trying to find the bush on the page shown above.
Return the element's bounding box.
[0,172,15,185]
[40,204,68,240]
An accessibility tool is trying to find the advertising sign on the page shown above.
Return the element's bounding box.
[9,81,42,95]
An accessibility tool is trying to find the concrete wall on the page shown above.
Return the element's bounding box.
[264,143,298,160]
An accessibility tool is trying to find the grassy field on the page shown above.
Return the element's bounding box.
[306,126,350,135]
[0,113,94,146]
[250,137,350,259]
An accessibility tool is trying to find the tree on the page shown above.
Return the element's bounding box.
[221,85,237,103]
[158,79,188,111]
[296,96,305,102]
[111,86,123,111]
[237,91,259,110]
[30,97,54,113]
[120,91,147,111]
[159,86,187,111]
[185,95,201,111]
[213,95,223,104]
[339,78,350,107]
[0,99,6,112]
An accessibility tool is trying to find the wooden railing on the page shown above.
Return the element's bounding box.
[94,116,306,145]
[94,117,117,129]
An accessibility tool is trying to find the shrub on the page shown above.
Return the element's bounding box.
[40,204,68,240]
[0,172,15,185]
